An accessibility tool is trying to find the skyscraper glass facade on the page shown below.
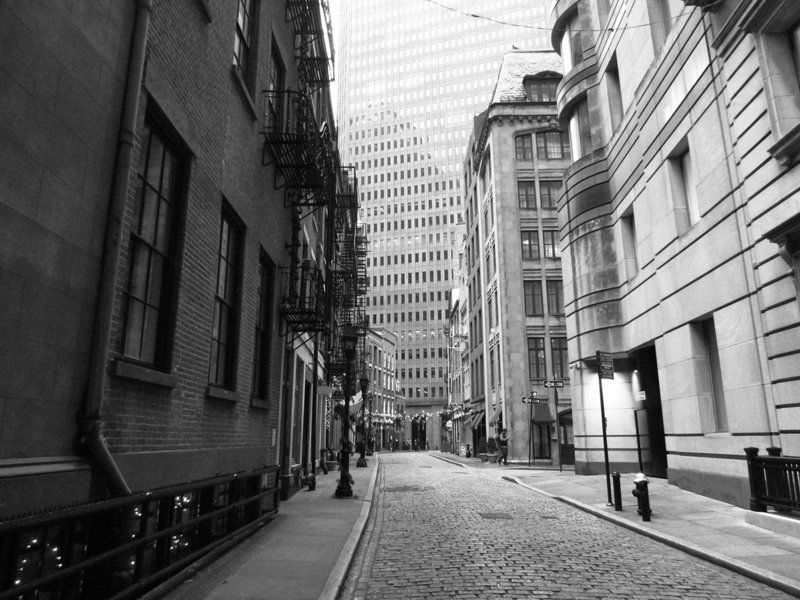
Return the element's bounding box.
[336,0,550,411]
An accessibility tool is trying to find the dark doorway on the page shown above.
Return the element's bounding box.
[411,419,427,450]
[633,345,667,478]
[559,411,575,465]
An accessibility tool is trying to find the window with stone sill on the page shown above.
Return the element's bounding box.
[740,1,800,165]
[122,119,185,370]
[233,0,259,95]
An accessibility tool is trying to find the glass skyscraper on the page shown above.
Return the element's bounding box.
[336,0,551,422]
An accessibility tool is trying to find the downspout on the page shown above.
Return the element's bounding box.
[79,0,153,497]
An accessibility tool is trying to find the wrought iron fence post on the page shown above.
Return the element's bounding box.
[766,446,789,512]
[744,447,766,512]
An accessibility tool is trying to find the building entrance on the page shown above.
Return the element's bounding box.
[633,345,667,478]
[558,411,575,465]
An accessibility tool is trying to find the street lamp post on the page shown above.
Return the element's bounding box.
[356,375,369,467]
[335,324,358,498]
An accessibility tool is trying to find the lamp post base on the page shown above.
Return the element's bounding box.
[334,450,353,497]
[356,456,368,467]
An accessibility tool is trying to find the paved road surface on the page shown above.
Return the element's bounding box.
[341,452,795,600]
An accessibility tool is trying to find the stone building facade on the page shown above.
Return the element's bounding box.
[551,0,800,505]
[462,51,574,467]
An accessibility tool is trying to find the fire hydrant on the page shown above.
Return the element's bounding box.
[632,473,651,522]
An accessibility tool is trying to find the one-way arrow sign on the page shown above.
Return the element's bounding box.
[544,380,564,388]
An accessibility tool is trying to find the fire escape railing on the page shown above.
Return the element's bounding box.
[326,164,368,381]
[286,0,335,92]
[262,90,333,203]
[279,260,328,335]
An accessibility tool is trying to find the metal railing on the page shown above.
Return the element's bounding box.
[745,447,800,513]
[0,466,279,600]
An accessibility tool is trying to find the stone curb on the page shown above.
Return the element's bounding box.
[317,460,380,600]
[504,476,800,600]
[430,454,467,468]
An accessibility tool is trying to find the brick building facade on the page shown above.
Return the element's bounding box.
[0,0,352,525]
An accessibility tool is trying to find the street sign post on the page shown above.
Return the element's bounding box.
[522,391,538,466]
[596,351,614,505]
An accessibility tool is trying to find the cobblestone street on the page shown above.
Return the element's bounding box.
[341,453,795,600]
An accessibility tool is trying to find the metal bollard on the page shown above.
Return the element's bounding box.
[612,472,623,511]
[631,473,651,521]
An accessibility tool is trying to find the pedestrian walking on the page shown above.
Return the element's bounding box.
[498,428,509,465]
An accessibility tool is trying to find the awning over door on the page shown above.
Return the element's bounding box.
[465,409,485,428]
[533,402,553,422]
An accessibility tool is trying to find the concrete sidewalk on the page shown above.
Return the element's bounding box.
[154,458,378,600]
[435,452,800,598]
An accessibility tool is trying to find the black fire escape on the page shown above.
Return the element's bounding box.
[262,0,337,343]
[326,166,369,380]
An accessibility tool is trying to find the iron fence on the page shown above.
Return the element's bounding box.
[745,447,800,513]
[0,466,279,600]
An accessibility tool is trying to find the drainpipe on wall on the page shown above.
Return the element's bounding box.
[78,0,153,497]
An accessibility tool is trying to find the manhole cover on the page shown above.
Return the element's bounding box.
[383,485,429,493]
[478,512,513,520]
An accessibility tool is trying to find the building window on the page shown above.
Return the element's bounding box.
[560,15,583,72]
[551,337,568,378]
[521,230,539,260]
[524,74,560,103]
[547,279,564,314]
[527,337,546,379]
[621,209,638,278]
[647,0,674,52]
[252,252,275,400]
[536,130,570,160]
[606,54,624,133]
[515,135,533,161]
[693,318,727,432]
[543,230,560,258]
[209,205,243,389]
[518,180,537,208]
[568,99,592,161]
[539,180,562,209]
[741,6,800,164]
[668,142,700,231]
[524,280,543,316]
[233,0,258,91]
[123,122,183,367]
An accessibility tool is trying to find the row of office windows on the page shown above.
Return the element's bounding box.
[402,386,446,399]
[368,250,449,267]
[370,309,445,325]
[518,180,562,209]
[368,290,449,305]
[364,213,454,233]
[521,230,561,260]
[524,279,565,316]
[123,121,276,399]
[361,197,460,217]
[400,366,445,381]
[527,337,569,380]
[371,270,449,287]
[515,131,571,161]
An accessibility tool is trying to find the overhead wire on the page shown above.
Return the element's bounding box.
[421,0,692,34]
